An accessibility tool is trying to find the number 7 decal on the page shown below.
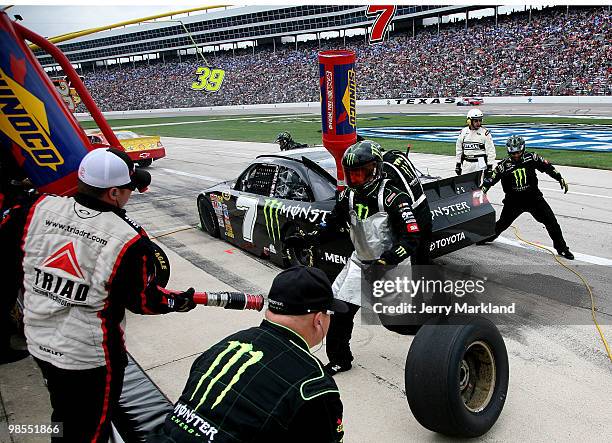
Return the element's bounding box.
[236,195,259,243]
[366,5,397,44]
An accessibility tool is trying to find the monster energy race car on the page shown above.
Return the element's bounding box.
[197,147,495,279]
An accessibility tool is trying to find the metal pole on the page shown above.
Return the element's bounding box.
[529,6,532,24]
[273,38,276,53]
[465,10,468,30]
[437,14,440,36]
[413,19,415,37]
[495,6,498,26]
[295,35,298,51]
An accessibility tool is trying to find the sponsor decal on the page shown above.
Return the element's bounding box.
[326,70,334,130]
[430,232,466,251]
[341,68,356,127]
[263,199,329,243]
[190,341,263,410]
[385,192,397,205]
[462,142,485,151]
[39,345,63,357]
[513,167,527,188]
[41,242,84,279]
[33,267,89,305]
[170,402,218,441]
[324,252,348,265]
[431,201,471,220]
[0,68,65,171]
[407,223,420,232]
[395,246,407,258]
[222,203,233,238]
[221,191,231,201]
[209,195,225,228]
[472,190,488,207]
[191,67,226,92]
[45,219,108,245]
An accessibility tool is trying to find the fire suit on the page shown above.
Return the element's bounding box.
[482,152,569,252]
[455,126,496,174]
[148,319,344,442]
[0,193,189,442]
[319,180,422,367]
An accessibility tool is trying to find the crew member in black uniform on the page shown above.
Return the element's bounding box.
[275,131,308,151]
[290,141,424,375]
[480,135,574,259]
[148,266,347,443]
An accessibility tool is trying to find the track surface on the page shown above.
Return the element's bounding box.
[2,134,611,442]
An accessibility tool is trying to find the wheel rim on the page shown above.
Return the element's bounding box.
[459,340,496,413]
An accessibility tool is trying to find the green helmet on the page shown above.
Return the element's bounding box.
[506,135,526,155]
[342,140,384,192]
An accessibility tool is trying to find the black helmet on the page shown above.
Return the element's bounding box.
[275,132,292,150]
[506,135,525,155]
[342,140,384,192]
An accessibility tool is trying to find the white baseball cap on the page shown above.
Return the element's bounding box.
[78,148,150,192]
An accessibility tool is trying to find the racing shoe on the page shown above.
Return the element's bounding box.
[324,362,352,376]
[558,249,575,260]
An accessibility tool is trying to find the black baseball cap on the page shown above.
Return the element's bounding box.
[268,266,348,315]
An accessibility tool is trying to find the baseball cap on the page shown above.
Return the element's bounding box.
[268,265,348,315]
[78,148,151,192]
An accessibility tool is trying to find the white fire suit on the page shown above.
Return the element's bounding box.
[455,126,496,174]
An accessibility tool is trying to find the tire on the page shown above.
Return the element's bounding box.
[149,242,171,288]
[282,225,313,267]
[198,197,220,238]
[405,316,509,437]
[137,159,153,168]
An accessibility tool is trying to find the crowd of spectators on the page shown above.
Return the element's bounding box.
[76,6,610,111]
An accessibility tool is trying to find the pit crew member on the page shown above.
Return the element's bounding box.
[148,266,346,443]
[455,109,496,175]
[0,148,198,442]
[479,136,574,259]
[275,131,308,151]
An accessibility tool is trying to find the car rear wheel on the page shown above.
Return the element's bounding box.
[405,315,509,437]
[137,159,153,168]
[198,197,220,238]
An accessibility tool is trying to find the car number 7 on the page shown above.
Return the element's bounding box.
[236,195,259,243]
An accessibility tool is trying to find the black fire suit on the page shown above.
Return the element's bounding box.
[320,181,423,366]
[483,152,569,252]
[148,319,344,442]
[280,139,309,151]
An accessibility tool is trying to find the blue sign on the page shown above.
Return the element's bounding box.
[357,125,612,152]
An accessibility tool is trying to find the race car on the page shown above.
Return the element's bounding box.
[86,130,166,167]
[197,147,495,279]
[457,97,484,106]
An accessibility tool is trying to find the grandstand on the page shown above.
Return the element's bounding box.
[36,5,611,111]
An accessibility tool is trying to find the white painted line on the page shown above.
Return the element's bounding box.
[541,187,612,199]
[112,113,310,130]
[495,236,612,266]
[159,168,225,183]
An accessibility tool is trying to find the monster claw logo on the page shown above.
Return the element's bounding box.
[345,152,356,165]
[513,167,527,188]
[355,203,369,220]
[341,68,356,128]
[264,199,282,242]
[0,68,64,171]
[190,341,263,411]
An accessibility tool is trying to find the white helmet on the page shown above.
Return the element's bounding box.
[467,109,484,119]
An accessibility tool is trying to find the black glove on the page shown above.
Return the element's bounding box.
[363,259,389,285]
[455,163,462,176]
[486,164,493,173]
[285,231,318,249]
[168,288,196,312]
[559,177,569,194]
[481,178,493,194]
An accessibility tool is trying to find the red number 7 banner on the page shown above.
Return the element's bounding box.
[366,5,397,44]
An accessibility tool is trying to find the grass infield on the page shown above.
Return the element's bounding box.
[80,114,612,170]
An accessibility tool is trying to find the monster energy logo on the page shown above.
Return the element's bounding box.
[355,203,369,220]
[190,341,263,411]
[345,152,356,165]
[513,168,527,187]
[395,246,407,257]
[371,144,382,160]
[264,199,282,242]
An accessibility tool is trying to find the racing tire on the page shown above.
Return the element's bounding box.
[198,197,220,238]
[137,159,153,168]
[405,315,509,437]
[283,225,313,267]
[150,242,171,288]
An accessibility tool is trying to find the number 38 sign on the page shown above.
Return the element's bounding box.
[191,67,226,92]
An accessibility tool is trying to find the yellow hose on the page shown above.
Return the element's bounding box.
[511,225,612,363]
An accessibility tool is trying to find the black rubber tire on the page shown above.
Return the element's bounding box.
[198,197,220,238]
[405,316,509,437]
[282,225,313,267]
[149,242,171,288]
[137,159,153,168]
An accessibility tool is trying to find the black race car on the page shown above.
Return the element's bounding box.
[197,147,495,279]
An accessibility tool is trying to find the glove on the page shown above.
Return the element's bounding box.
[285,232,318,249]
[363,259,389,285]
[559,177,569,194]
[486,164,493,173]
[168,288,196,312]
[481,178,493,194]
[455,163,462,176]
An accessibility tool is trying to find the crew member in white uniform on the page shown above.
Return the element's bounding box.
[455,109,496,175]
